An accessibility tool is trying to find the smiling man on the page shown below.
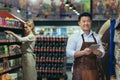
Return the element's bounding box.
[66,12,105,80]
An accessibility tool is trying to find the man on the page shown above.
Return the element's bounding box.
[66,12,105,80]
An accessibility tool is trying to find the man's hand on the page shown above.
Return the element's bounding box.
[83,48,92,55]
[92,49,102,57]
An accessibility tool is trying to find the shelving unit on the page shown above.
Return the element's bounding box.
[0,65,21,74]
[34,36,67,80]
[114,25,120,79]
[0,11,24,79]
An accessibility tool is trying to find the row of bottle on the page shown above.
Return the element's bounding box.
[0,17,22,28]
[36,36,67,48]
[36,62,65,77]
[35,42,66,48]
[35,36,67,77]
[0,44,21,56]
[35,52,65,62]
[35,47,65,55]
[0,58,21,71]
[38,71,65,78]
[38,72,65,78]
[35,47,65,52]
[35,43,66,63]
[36,62,65,76]
[36,62,64,70]
[36,36,68,42]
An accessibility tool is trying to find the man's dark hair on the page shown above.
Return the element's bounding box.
[78,12,92,22]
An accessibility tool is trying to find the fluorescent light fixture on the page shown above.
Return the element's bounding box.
[69,4,73,9]
[73,7,76,12]
[65,0,70,6]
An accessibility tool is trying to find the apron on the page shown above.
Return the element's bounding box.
[73,34,99,80]
[22,53,37,80]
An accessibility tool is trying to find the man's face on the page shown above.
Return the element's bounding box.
[78,16,92,32]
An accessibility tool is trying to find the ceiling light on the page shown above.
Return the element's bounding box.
[69,4,73,9]
[73,7,76,12]
[17,9,20,13]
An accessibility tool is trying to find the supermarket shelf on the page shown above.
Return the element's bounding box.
[0,53,22,59]
[0,53,22,61]
[35,36,67,79]
[0,40,17,42]
[0,65,21,74]
[0,40,21,45]
[0,40,8,43]
[0,25,22,29]
[0,11,23,76]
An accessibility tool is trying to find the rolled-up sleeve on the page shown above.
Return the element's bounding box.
[97,36,105,58]
[17,34,36,42]
[66,35,77,58]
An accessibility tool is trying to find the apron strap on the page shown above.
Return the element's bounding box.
[81,34,85,42]
[81,33,97,43]
[92,33,97,43]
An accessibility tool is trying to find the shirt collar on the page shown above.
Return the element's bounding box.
[79,29,93,36]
